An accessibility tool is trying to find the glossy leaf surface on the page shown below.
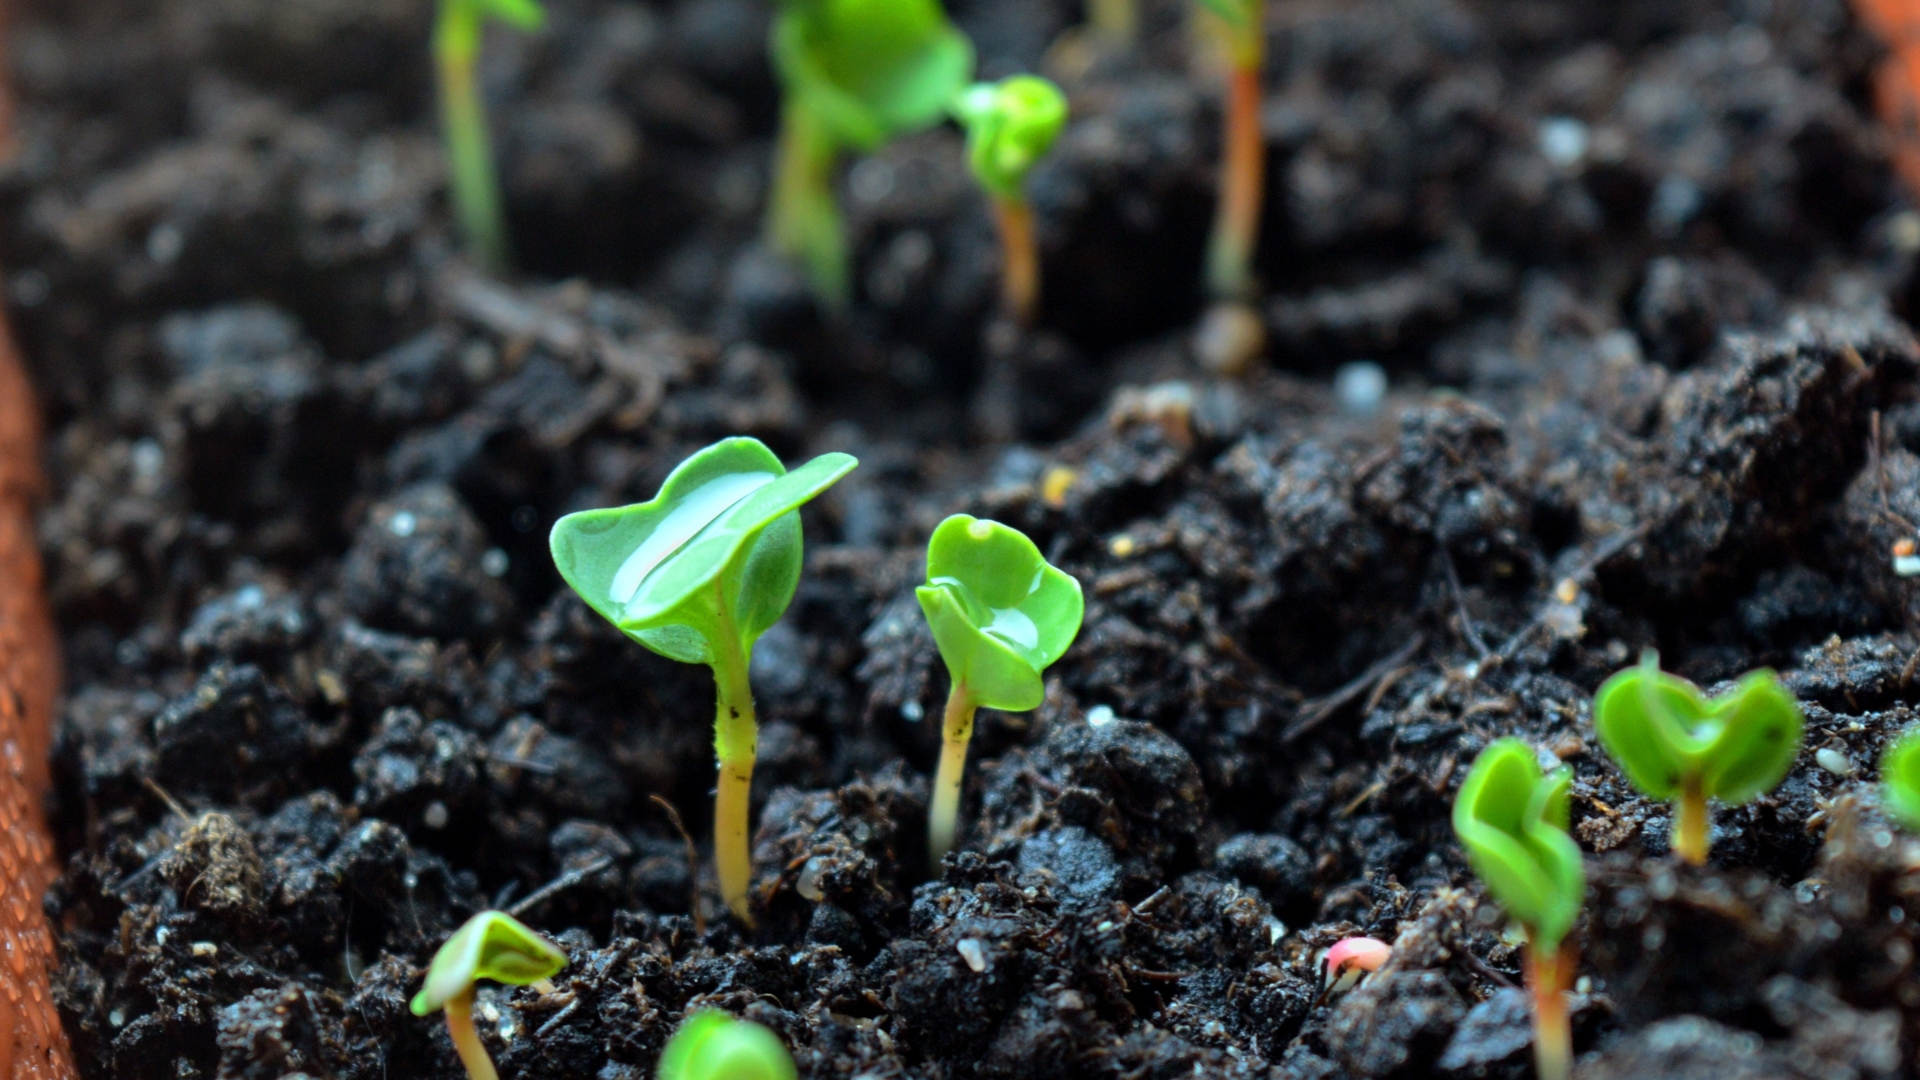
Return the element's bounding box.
[550,438,857,665]
[1453,738,1584,952]
[952,76,1068,199]
[658,1011,798,1080]
[772,0,974,151]
[1592,653,1803,804]
[917,515,1082,711]
[410,910,566,1015]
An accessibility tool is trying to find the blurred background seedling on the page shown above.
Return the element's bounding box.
[435,0,546,274]
[951,76,1069,327]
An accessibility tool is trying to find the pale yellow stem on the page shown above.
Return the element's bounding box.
[711,621,757,925]
[929,683,976,868]
[444,988,499,1080]
[1674,780,1709,866]
[992,196,1040,327]
[1525,940,1576,1080]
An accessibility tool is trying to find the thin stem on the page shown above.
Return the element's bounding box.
[1087,0,1136,42]
[1673,780,1709,866]
[1524,939,1575,1080]
[929,681,977,868]
[992,196,1041,327]
[444,988,500,1080]
[710,607,759,925]
[769,99,848,312]
[436,10,510,275]
[1205,61,1265,301]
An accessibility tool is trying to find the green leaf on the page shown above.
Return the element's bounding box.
[659,1011,798,1080]
[1882,728,1920,834]
[473,0,546,30]
[410,910,566,1016]
[550,438,857,664]
[951,76,1068,200]
[1592,653,1803,805]
[916,515,1082,712]
[1452,739,1585,953]
[772,0,975,152]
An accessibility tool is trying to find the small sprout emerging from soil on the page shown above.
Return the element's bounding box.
[1592,651,1804,866]
[550,437,858,922]
[1454,738,1585,1080]
[434,0,546,274]
[917,514,1083,865]
[659,1011,798,1080]
[951,75,1068,326]
[1194,0,1268,373]
[1322,936,1390,992]
[410,910,567,1080]
[769,0,974,309]
[1880,728,1920,833]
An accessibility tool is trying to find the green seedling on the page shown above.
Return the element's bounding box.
[917,514,1083,866]
[1592,652,1803,866]
[659,1011,799,1080]
[1453,738,1585,1080]
[410,910,567,1080]
[435,0,545,274]
[1192,0,1268,374]
[951,76,1069,327]
[769,0,974,309]
[550,437,858,922]
[1881,728,1920,833]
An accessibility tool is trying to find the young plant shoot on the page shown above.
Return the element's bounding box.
[1192,0,1267,373]
[435,0,546,274]
[1453,739,1585,1080]
[1592,652,1804,866]
[917,514,1083,865]
[659,1011,799,1080]
[1881,728,1920,833]
[410,910,567,1080]
[550,437,858,922]
[951,76,1069,327]
[769,0,974,309]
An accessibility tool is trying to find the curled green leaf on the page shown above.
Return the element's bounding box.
[410,910,566,1017]
[1592,653,1803,806]
[659,1011,799,1080]
[916,515,1083,711]
[550,437,858,664]
[951,76,1068,200]
[772,0,974,152]
[1882,728,1920,834]
[1452,738,1585,953]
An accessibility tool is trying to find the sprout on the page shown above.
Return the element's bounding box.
[550,437,858,922]
[1192,0,1268,374]
[916,515,1083,865]
[435,0,546,274]
[1881,728,1920,833]
[659,1011,798,1080]
[410,910,567,1080]
[1323,936,1390,992]
[1453,738,1585,1080]
[768,0,974,309]
[1591,652,1803,866]
[951,76,1069,326]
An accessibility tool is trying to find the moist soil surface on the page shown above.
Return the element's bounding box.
[17,0,1920,1077]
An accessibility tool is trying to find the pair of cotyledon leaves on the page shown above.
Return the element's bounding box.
[951,77,1069,200]
[917,514,1083,712]
[437,0,546,57]
[1453,739,1583,953]
[1591,653,1802,807]
[551,438,856,665]
[410,911,566,1016]
[773,0,973,152]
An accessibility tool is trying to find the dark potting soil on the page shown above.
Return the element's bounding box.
[14,0,1920,1076]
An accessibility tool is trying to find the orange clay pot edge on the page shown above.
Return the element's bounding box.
[0,0,76,1067]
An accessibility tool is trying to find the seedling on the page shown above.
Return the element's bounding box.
[659,1011,798,1080]
[1592,652,1803,865]
[769,0,974,309]
[1323,936,1390,993]
[435,0,545,274]
[550,437,858,922]
[951,76,1069,326]
[410,910,567,1080]
[1192,0,1268,373]
[1881,728,1920,833]
[1453,738,1585,1080]
[917,514,1083,865]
